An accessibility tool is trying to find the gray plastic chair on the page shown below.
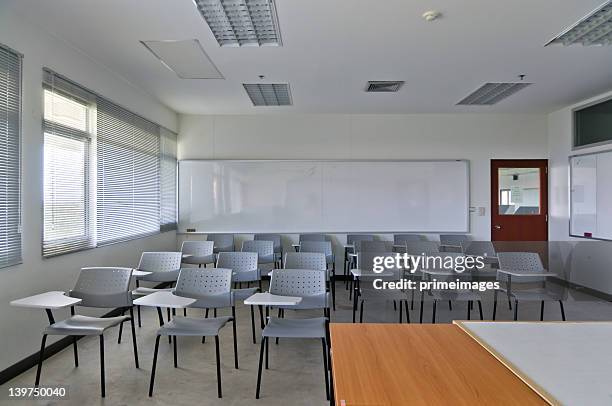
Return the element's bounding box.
[181,240,215,267]
[394,234,424,244]
[216,251,262,342]
[495,252,566,321]
[299,233,328,242]
[149,268,235,398]
[242,240,275,267]
[294,243,336,310]
[439,234,470,252]
[254,234,283,267]
[344,234,375,283]
[36,267,137,398]
[207,234,235,253]
[284,252,327,271]
[255,269,329,400]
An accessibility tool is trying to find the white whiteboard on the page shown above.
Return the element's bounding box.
[570,150,612,240]
[178,160,469,233]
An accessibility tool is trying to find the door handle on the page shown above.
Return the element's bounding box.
[493,225,501,230]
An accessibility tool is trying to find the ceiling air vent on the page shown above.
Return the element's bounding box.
[546,1,612,46]
[243,83,292,106]
[365,81,404,92]
[457,82,532,105]
[194,0,282,47]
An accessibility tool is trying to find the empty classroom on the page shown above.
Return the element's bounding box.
[1,1,612,405]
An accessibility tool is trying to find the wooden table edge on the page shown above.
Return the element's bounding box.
[453,320,558,406]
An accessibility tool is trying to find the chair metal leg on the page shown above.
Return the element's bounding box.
[173,336,178,368]
[183,308,187,317]
[129,308,139,368]
[256,337,266,399]
[559,301,566,321]
[331,277,336,311]
[508,299,512,310]
[202,308,209,343]
[118,308,126,343]
[448,300,453,311]
[513,300,519,321]
[359,300,364,323]
[148,335,161,397]
[399,300,403,323]
[478,300,483,320]
[259,305,265,329]
[492,290,498,320]
[250,305,256,344]
[215,335,222,398]
[540,301,545,321]
[232,306,239,369]
[432,300,437,324]
[35,334,47,385]
[265,334,269,369]
[411,289,415,310]
[393,300,397,311]
[467,301,471,320]
[214,308,217,317]
[72,337,79,367]
[137,305,142,328]
[419,291,424,324]
[404,300,411,323]
[322,338,330,401]
[99,335,105,398]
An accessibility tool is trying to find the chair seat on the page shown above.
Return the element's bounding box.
[262,317,327,339]
[132,287,174,297]
[506,289,563,302]
[431,290,482,301]
[45,315,128,336]
[157,316,232,337]
[182,255,215,265]
[233,287,258,301]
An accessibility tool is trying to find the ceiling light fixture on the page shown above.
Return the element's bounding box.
[457,82,532,105]
[546,1,612,46]
[194,0,282,47]
[243,83,292,106]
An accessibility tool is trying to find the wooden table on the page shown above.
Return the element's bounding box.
[330,323,547,406]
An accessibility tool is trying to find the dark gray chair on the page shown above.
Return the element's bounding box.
[181,240,215,267]
[149,268,234,398]
[207,234,235,253]
[255,269,329,400]
[36,267,137,398]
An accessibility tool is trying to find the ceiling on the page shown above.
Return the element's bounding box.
[5,0,612,114]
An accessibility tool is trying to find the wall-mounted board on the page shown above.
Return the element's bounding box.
[178,160,470,233]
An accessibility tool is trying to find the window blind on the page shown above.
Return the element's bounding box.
[160,127,177,231]
[42,70,95,257]
[96,98,161,245]
[0,44,22,268]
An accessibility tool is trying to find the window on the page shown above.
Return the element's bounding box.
[96,98,161,245]
[43,71,95,256]
[0,44,22,268]
[160,127,177,231]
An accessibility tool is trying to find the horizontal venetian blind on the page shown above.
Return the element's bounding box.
[160,127,177,231]
[96,98,161,245]
[0,44,22,268]
[42,70,95,256]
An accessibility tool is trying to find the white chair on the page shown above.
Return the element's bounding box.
[181,240,215,268]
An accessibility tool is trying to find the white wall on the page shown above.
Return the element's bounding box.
[178,113,548,250]
[0,7,179,370]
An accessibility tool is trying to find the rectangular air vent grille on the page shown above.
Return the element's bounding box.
[243,83,292,106]
[365,81,405,92]
[457,82,532,105]
[194,0,282,47]
[546,1,612,46]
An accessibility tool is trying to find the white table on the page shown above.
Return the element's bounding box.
[10,291,82,324]
[456,321,612,406]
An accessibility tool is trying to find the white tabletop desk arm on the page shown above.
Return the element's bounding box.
[10,291,82,325]
[174,291,234,309]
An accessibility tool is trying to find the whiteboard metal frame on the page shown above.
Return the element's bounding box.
[177,159,470,235]
[569,149,612,241]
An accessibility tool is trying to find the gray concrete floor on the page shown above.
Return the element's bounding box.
[2,282,612,406]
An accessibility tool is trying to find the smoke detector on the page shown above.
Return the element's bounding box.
[422,11,442,22]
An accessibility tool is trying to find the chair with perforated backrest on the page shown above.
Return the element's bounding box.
[284,252,327,271]
[254,234,283,267]
[255,269,330,400]
[465,241,499,268]
[295,242,336,310]
[439,234,470,252]
[207,234,235,253]
[495,252,566,322]
[354,251,409,324]
[148,268,235,398]
[344,234,375,285]
[242,240,275,267]
[420,253,484,323]
[216,251,262,343]
[393,234,424,252]
[299,233,328,242]
[36,267,137,398]
[181,240,215,268]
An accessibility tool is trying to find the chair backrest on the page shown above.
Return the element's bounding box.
[356,240,389,252]
[347,234,374,246]
[405,241,440,255]
[439,234,469,246]
[464,241,497,258]
[242,240,274,257]
[284,252,327,271]
[299,233,328,242]
[138,252,182,282]
[181,240,214,256]
[299,240,333,257]
[207,234,234,253]
[254,234,282,253]
[394,234,424,244]
[498,252,544,273]
[175,267,232,297]
[71,267,132,308]
[216,251,258,273]
[269,269,327,297]
[357,251,400,274]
